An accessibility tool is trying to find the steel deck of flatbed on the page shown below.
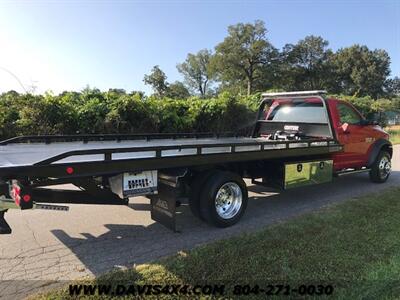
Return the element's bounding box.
[0,135,342,179]
[0,137,263,167]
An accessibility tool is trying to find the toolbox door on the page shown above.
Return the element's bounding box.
[284,160,333,189]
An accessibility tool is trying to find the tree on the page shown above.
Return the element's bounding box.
[177,49,214,97]
[78,88,109,133]
[165,81,191,99]
[384,76,400,97]
[128,90,145,99]
[143,65,169,97]
[106,88,127,102]
[107,88,126,95]
[279,36,335,91]
[0,91,21,138]
[213,20,277,95]
[332,45,390,98]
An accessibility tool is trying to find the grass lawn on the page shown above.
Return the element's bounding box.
[387,125,400,145]
[35,187,400,299]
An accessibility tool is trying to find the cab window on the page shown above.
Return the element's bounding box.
[266,100,328,123]
[337,103,362,125]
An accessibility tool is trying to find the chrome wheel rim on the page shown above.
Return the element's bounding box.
[378,156,391,179]
[215,182,242,219]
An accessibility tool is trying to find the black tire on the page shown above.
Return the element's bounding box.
[199,171,248,227]
[369,150,391,183]
[188,170,216,220]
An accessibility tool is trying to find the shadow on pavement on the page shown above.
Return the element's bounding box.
[128,203,152,211]
[51,171,399,278]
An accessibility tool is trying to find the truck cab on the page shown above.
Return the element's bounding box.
[327,99,391,171]
[259,91,392,181]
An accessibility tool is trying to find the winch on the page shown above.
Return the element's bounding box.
[270,130,304,141]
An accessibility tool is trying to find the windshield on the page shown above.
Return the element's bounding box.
[266,99,328,123]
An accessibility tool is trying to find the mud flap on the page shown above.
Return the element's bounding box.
[0,210,11,235]
[148,182,177,232]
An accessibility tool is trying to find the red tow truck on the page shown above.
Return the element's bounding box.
[0,91,392,234]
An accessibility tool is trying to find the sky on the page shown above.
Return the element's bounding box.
[0,0,399,95]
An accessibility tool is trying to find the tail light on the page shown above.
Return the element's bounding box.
[10,182,21,206]
[10,181,33,210]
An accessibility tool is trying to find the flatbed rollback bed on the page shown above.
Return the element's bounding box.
[0,91,392,234]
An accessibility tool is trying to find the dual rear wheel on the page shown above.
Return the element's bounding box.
[189,171,248,227]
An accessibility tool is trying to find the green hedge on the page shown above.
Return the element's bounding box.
[0,90,397,140]
[0,91,260,140]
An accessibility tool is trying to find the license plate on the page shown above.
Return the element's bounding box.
[109,170,158,198]
[123,171,158,196]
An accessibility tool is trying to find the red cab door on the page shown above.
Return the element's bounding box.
[332,101,372,170]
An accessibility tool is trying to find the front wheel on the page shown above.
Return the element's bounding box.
[199,171,248,227]
[369,151,391,183]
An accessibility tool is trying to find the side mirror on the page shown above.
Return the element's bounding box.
[360,119,379,126]
[371,113,382,125]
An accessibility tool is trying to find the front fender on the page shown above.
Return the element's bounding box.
[367,139,393,167]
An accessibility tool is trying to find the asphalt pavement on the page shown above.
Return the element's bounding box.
[0,145,399,299]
